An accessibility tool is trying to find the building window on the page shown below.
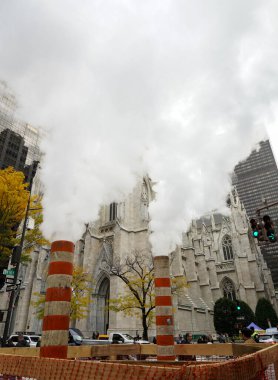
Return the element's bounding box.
[141,181,149,221]
[222,278,236,301]
[109,202,117,221]
[222,235,234,261]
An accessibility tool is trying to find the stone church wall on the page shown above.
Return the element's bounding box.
[1,179,277,340]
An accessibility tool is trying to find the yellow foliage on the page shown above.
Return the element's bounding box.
[171,275,188,295]
[31,266,92,322]
[16,195,50,261]
[31,292,45,320]
[109,270,188,329]
[71,266,93,321]
[109,266,156,331]
[0,167,29,264]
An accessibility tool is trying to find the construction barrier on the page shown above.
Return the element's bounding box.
[41,240,74,359]
[0,343,277,379]
[153,255,175,361]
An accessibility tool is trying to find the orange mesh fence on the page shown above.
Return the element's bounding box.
[0,344,277,380]
[0,354,180,380]
[184,344,278,380]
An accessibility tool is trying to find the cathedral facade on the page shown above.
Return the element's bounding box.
[1,176,277,339]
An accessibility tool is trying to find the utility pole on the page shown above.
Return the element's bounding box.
[2,161,39,346]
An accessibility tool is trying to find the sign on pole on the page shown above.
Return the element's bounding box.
[6,284,18,292]
[3,269,15,276]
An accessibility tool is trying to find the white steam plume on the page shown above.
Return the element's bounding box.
[0,1,278,254]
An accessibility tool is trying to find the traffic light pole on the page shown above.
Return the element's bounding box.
[253,201,278,243]
[2,173,35,346]
[256,201,278,216]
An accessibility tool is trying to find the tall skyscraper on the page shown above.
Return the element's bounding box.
[0,81,41,181]
[0,81,41,289]
[233,140,278,287]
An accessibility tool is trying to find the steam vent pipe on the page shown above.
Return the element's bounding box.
[40,240,74,358]
[153,255,175,361]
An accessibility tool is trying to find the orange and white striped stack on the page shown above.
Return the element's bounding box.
[153,255,175,361]
[40,240,74,359]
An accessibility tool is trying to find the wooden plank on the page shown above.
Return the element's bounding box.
[0,342,269,360]
[0,347,38,356]
[0,346,92,358]
[175,343,234,356]
[232,343,264,356]
[67,345,92,358]
[140,344,157,355]
[90,344,141,357]
[244,343,272,349]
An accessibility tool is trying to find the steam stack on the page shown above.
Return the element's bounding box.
[40,240,74,358]
[153,255,175,361]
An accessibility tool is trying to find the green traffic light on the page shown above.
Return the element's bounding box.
[253,231,259,238]
[237,306,241,310]
[269,233,276,242]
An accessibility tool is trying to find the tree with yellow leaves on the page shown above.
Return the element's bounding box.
[17,195,50,262]
[109,250,187,341]
[32,266,92,323]
[71,266,92,323]
[0,167,29,266]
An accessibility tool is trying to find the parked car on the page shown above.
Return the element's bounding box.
[69,328,110,346]
[8,334,40,347]
[258,334,278,343]
[69,328,83,346]
[98,334,109,340]
[108,332,150,344]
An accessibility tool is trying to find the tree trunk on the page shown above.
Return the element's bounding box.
[142,309,148,341]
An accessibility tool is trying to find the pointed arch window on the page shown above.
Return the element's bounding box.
[222,235,233,261]
[141,181,149,202]
[141,181,149,221]
[222,278,236,301]
[109,202,117,221]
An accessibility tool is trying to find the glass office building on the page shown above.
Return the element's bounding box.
[233,140,278,287]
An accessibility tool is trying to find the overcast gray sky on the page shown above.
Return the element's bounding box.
[0,0,278,254]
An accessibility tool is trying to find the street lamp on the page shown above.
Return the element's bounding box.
[2,161,39,346]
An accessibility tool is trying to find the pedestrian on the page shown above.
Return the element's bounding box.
[249,327,259,343]
[177,334,183,344]
[207,334,213,344]
[16,334,29,347]
[182,333,193,344]
[7,338,15,347]
[218,333,226,343]
[112,336,119,344]
[134,332,140,342]
[179,333,195,361]
[242,327,254,344]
